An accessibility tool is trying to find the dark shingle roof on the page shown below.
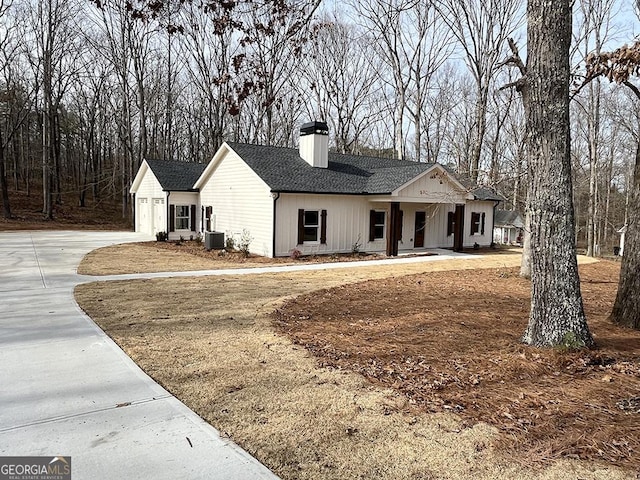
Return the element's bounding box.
[146,159,207,191]
[226,142,438,194]
[439,165,504,202]
[495,210,525,228]
[472,186,505,202]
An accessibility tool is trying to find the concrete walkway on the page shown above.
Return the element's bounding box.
[85,247,476,283]
[0,231,278,480]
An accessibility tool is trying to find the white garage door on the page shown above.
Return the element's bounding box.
[137,198,151,234]
[152,198,165,234]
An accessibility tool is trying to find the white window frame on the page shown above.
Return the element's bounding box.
[471,211,484,236]
[373,211,386,240]
[175,205,191,231]
[303,210,320,244]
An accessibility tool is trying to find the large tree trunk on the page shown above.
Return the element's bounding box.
[610,141,640,329]
[521,0,593,348]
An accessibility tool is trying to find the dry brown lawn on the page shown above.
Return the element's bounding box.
[74,245,636,480]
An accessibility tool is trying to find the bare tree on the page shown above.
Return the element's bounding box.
[572,0,617,256]
[586,40,640,329]
[24,0,82,219]
[87,0,154,216]
[0,0,17,218]
[177,3,237,157]
[437,0,523,183]
[349,0,439,161]
[296,18,382,154]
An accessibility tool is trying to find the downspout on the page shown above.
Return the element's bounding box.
[166,191,171,234]
[131,192,136,231]
[272,192,280,258]
[491,200,499,247]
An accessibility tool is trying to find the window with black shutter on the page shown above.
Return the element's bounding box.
[369,210,385,241]
[297,209,326,244]
[447,211,455,236]
[471,212,481,235]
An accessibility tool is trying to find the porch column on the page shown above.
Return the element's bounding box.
[387,202,400,256]
[453,204,465,252]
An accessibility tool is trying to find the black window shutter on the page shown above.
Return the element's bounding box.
[297,209,305,244]
[481,212,485,235]
[447,211,454,236]
[206,206,212,219]
[169,204,175,232]
[190,204,196,230]
[369,210,376,241]
[320,210,327,244]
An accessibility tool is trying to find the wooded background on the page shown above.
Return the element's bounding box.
[0,0,636,254]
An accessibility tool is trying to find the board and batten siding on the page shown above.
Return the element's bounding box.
[198,149,274,257]
[275,194,376,257]
[396,204,456,250]
[395,170,468,204]
[463,201,495,247]
[134,167,166,235]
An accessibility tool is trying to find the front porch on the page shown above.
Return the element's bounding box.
[371,201,465,257]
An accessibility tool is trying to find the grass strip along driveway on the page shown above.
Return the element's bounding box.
[75,244,636,480]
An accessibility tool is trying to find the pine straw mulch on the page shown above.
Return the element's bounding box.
[273,261,640,471]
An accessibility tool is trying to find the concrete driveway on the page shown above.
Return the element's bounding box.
[0,231,278,479]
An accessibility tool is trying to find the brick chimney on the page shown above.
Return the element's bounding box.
[299,121,328,168]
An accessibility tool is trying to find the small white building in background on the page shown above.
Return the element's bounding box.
[618,225,627,256]
[493,210,525,245]
[131,121,503,257]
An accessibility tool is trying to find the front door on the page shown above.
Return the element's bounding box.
[414,211,426,248]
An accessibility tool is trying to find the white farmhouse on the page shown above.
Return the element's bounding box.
[131,121,502,257]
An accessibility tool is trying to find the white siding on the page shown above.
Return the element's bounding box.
[396,170,468,204]
[276,197,460,257]
[399,204,456,250]
[168,192,200,241]
[199,149,273,256]
[276,194,375,256]
[463,201,495,247]
[133,168,166,234]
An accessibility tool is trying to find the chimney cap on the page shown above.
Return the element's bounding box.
[300,121,328,136]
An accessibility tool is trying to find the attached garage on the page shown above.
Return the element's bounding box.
[130,159,206,240]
